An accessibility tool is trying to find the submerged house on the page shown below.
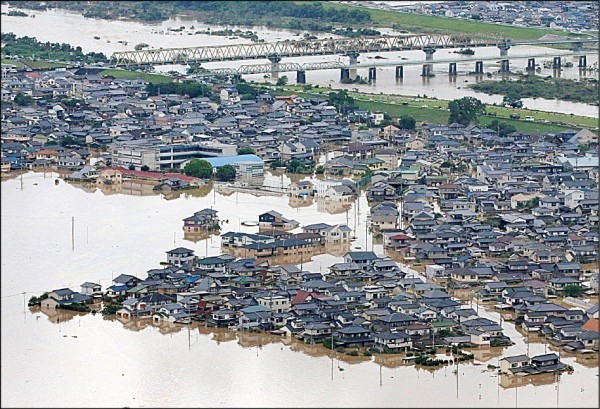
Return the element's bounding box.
[183,208,219,233]
[500,353,567,375]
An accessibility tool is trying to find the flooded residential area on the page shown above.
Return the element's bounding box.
[1,1,598,408]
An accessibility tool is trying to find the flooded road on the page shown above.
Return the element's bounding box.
[1,4,597,117]
[1,172,598,407]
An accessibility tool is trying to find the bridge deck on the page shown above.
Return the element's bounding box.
[110,35,597,66]
[191,51,586,77]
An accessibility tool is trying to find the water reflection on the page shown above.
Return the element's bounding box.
[35,305,88,324]
[183,230,220,243]
[499,372,559,389]
[289,195,313,208]
[316,198,353,215]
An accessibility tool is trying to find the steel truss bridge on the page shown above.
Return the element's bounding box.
[110,34,596,67]
[111,34,503,66]
[188,51,588,77]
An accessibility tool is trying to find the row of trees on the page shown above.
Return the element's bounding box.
[182,159,236,181]
[470,75,598,105]
[18,1,371,30]
[145,81,213,98]
[1,32,107,63]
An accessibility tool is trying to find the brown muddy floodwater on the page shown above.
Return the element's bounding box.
[1,171,598,407]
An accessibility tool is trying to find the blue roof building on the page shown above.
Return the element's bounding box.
[203,154,263,168]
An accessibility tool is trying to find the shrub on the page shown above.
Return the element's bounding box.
[101,305,119,315]
[60,303,90,312]
[347,350,359,356]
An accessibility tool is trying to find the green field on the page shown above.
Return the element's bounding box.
[352,98,581,133]
[269,84,594,134]
[20,59,69,69]
[1,58,26,68]
[274,84,597,130]
[360,95,597,129]
[317,2,581,40]
[98,69,174,84]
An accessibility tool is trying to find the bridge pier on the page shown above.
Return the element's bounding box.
[421,64,433,77]
[368,67,377,82]
[340,68,350,82]
[498,41,511,57]
[423,46,436,62]
[578,55,587,68]
[474,61,484,74]
[526,58,536,71]
[395,65,404,79]
[553,56,562,69]
[296,70,306,84]
[347,51,360,67]
[268,55,282,78]
[500,59,510,73]
[448,62,457,75]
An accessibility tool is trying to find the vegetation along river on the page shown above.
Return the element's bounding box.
[1,4,597,118]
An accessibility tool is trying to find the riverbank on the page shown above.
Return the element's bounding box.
[469,75,599,105]
[320,1,584,40]
[266,84,598,132]
[9,0,584,40]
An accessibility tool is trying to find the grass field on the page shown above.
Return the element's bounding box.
[1,58,26,68]
[275,84,597,130]
[98,69,174,84]
[20,59,69,69]
[317,2,582,40]
[269,84,593,134]
[352,99,577,133]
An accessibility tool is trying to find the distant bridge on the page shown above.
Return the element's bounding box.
[191,51,590,78]
[110,34,596,67]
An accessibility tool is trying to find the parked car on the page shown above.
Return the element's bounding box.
[509,114,520,119]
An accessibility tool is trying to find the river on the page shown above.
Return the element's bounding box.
[1,172,598,407]
[1,4,597,118]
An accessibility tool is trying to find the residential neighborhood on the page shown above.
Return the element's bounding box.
[4,66,597,368]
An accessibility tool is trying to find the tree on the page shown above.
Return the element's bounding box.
[563,285,582,297]
[398,115,416,130]
[502,92,523,108]
[488,119,517,138]
[141,165,150,171]
[315,165,325,174]
[287,160,302,173]
[183,159,213,178]
[237,147,255,155]
[215,164,236,181]
[14,92,32,106]
[275,75,288,86]
[448,97,486,125]
[327,89,356,115]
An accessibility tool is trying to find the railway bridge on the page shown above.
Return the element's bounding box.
[190,51,593,83]
[110,34,596,68]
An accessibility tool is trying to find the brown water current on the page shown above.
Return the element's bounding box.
[1,172,598,407]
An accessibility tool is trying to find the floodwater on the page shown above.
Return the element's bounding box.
[1,4,597,117]
[1,171,598,407]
